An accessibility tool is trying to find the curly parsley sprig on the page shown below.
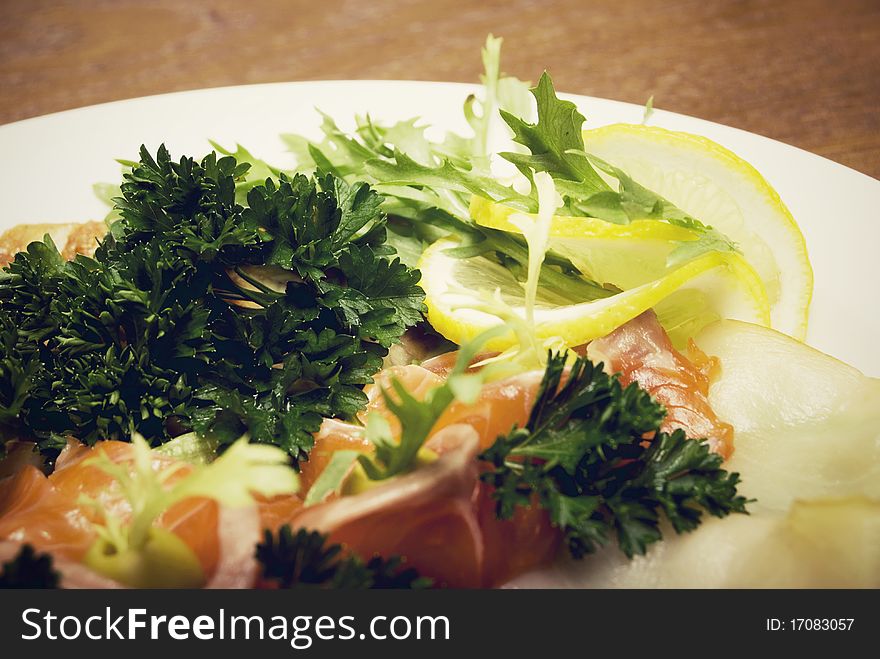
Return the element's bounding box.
[480,352,750,558]
[0,545,59,589]
[0,146,425,464]
[256,525,430,589]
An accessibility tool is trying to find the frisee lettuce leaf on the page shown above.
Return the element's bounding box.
[500,72,610,198]
[509,172,561,329]
[153,431,220,464]
[82,434,298,553]
[465,34,502,160]
[464,34,533,160]
[642,95,655,125]
[494,72,738,267]
[577,151,738,265]
[357,325,508,481]
[304,449,361,506]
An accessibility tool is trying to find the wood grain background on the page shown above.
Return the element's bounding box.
[1,0,878,178]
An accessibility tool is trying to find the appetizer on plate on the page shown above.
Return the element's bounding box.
[1,37,877,589]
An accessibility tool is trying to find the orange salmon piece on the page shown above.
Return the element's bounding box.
[588,311,734,458]
[0,441,220,577]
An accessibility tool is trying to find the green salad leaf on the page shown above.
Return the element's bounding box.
[82,434,298,559]
[357,327,498,481]
[500,72,610,197]
[500,74,738,268]
[488,65,739,269]
[578,152,738,264]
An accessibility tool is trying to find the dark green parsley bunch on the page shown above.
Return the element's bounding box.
[480,353,749,558]
[0,545,59,589]
[256,526,430,589]
[0,146,425,464]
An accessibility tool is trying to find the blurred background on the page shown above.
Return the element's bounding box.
[1,0,878,178]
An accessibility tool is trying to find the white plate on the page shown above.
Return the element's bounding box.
[1,81,878,374]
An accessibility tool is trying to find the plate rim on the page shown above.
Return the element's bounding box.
[2,78,877,185]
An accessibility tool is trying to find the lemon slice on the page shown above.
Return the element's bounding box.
[471,194,694,242]
[582,124,812,339]
[470,125,813,339]
[471,194,694,292]
[418,237,769,350]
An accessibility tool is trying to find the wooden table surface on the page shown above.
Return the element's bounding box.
[2,0,878,178]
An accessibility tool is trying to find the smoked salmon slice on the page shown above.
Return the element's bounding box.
[296,364,561,587]
[296,425,487,588]
[294,424,560,587]
[363,363,544,451]
[587,310,734,458]
[0,441,225,581]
